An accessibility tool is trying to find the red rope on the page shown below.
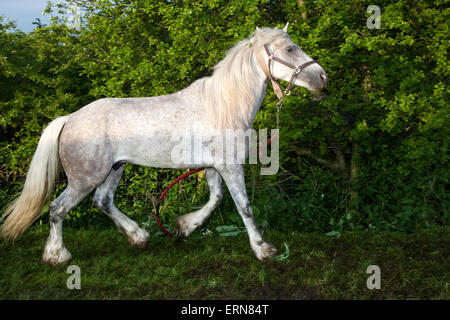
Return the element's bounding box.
[154,132,279,238]
[154,213,176,238]
[154,168,204,238]
[159,168,205,200]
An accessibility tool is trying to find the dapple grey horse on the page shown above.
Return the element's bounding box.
[0,23,326,265]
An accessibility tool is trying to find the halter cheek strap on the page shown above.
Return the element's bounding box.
[262,44,318,101]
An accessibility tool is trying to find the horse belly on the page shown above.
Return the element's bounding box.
[110,131,217,169]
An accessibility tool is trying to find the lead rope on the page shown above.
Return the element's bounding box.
[276,100,282,129]
[275,86,290,129]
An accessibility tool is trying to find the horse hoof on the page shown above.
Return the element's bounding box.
[255,242,278,261]
[175,218,188,240]
[42,247,72,266]
[176,213,201,240]
[128,229,149,249]
[131,240,148,249]
[175,221,183,239]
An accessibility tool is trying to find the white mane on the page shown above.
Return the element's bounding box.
[201,27,288,129]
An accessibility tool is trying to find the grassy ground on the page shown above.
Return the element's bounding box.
[0,225,448,299]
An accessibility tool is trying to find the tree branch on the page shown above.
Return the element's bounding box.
[293,146,348,180]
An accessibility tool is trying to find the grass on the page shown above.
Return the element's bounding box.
[0,225,448,299]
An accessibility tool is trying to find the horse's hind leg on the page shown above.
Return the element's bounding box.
[42,185,91,266]
[93,164,149,248]
[176,168,223,238]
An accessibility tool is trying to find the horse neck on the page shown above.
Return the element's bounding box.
[246,55,269,128]
[204,49,269,130]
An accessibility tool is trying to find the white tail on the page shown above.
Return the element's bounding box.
[0,116,68,240]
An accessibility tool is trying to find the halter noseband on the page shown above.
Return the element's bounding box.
[263,44,318,101]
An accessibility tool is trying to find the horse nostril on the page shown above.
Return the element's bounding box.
[320,73,327,83]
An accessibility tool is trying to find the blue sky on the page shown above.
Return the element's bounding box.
[0,0,66,32]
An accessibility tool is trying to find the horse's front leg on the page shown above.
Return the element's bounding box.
[216,164,277,261]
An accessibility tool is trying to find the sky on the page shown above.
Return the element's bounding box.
[0,0,67,32]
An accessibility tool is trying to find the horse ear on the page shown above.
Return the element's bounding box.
[282,22,289,33]
[256,26,261,32]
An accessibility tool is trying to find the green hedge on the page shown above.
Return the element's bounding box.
[0,0,448,233]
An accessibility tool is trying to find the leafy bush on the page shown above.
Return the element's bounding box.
[0,0,448,234]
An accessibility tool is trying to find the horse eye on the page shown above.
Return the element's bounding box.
[286,46,293,52]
